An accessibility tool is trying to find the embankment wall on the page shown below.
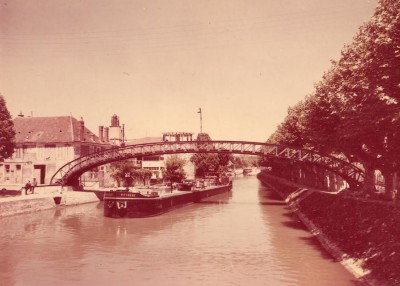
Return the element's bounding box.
[258,171,400,286]
[0,196,56,218]
[0,186,99,217]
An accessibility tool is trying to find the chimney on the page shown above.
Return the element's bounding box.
[79,117,85,141]
[104,127,109,143]
[99,126,104,142]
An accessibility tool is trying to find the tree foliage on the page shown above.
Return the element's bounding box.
[163,155,186,183]
[234,155,259,169]
[0,95,16,161]
[133,168,153,185]
[190,133,233,177]
[267,0,400,198]
[109,160,136,187]
[268,101,309,149]
[191,153,220,177]
[109,161,153,187]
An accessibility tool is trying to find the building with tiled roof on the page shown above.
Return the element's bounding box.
[0,116,196,188]
[14,116,104,144]
[0,115,113,186]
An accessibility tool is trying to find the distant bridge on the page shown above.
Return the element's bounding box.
[50,140,364,187]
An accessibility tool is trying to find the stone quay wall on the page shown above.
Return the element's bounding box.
[0,196,56,218]
[0,185,99,218]
[257,171,400,286]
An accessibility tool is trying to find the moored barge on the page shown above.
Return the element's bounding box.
[103,182,232,218]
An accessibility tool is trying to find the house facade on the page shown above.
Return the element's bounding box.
[125,137,166,183]
[126,132,196,183]
[100,132,197,186]
[0,116,196,189]
[0,115,112,186]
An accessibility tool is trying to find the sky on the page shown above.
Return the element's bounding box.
[0,0,378,142]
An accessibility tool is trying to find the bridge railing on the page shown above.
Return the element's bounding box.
[50,140,364,186]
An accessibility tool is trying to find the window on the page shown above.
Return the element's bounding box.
[144,167,159,171]
[143,156,162,161]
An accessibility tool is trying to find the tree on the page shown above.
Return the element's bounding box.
[315,0,400,198]
[234,155,259,169]
[163,155,186,183]
[109,160,136,187]
[267,0,400,198]
[133,168,152,185]
[196,132,211,141]
[190,133,233,177]
[191,153,220,177]
[268,100,309,148]
[0,95,16,161]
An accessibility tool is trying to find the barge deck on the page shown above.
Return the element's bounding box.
[103,183,232,218]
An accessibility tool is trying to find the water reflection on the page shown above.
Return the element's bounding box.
[0,177,362,286]
[258,182,362,286]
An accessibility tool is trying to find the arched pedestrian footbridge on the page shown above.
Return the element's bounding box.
[50,140,364,187]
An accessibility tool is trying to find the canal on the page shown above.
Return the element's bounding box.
[0,176,360,286]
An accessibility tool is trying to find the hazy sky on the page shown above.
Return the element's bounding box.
[1,0,378,141]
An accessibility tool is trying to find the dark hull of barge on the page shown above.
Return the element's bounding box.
[103,183,232,218]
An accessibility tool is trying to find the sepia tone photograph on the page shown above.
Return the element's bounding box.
[0,0,399,285]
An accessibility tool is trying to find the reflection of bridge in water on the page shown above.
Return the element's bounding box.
[50,140,364,187]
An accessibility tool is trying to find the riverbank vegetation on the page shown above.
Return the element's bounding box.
[266,0,400,199]
[233,155,259,169]
[260,174,400,285]
[0,94,15,161]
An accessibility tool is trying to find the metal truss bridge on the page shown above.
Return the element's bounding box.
[50,140,364,187]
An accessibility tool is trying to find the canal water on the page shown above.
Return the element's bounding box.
[0,176,360,286]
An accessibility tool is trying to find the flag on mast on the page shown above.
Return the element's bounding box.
[197,108,202,133]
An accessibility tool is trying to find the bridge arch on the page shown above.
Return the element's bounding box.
[50,140,364,187]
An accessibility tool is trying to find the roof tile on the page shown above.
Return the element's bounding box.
[13,116,103,144]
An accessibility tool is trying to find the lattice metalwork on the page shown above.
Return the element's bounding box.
[50,141,364,186]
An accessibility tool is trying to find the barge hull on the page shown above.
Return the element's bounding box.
[104,184,232,218]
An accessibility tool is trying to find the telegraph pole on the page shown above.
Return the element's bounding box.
[197,108,202,133]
